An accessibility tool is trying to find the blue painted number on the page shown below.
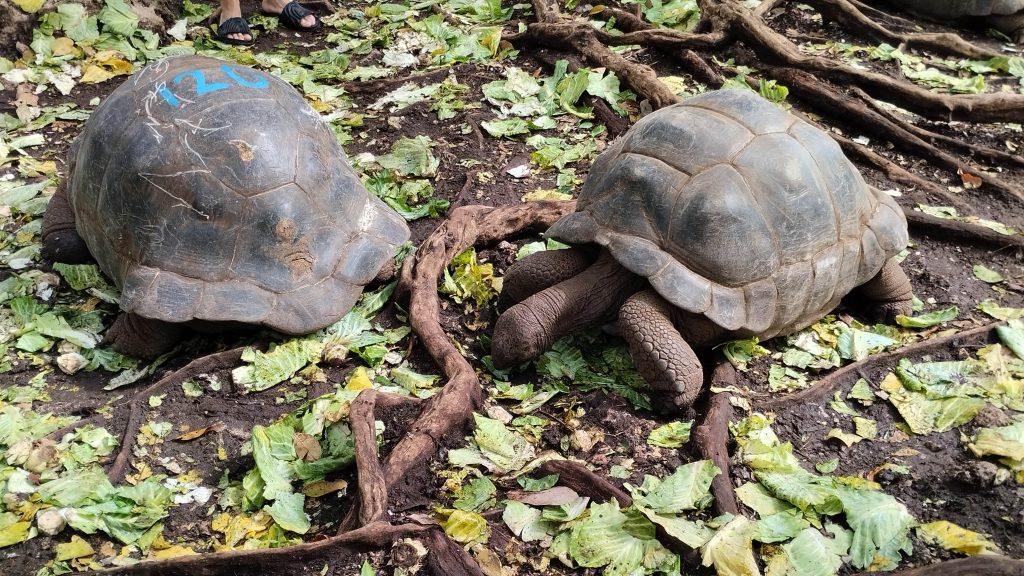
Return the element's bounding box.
[173,70,230,95]
[157,67,270,108]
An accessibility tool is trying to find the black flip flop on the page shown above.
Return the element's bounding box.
[265,1,322,32]
[215,16,256,46]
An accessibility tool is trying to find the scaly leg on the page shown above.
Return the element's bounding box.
[106,313,186,360]
[41,182,91,264]
[852,257,914,322]
[619,289,704,415]
[497,246,597,310]
[492,249,643,368]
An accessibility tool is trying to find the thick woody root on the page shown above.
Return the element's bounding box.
[387,201,575,485]
[693,362,737,516]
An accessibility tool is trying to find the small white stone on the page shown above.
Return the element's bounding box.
[56,352,88,375]
[36,508,66,536]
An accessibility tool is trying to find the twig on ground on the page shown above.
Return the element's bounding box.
[751,322,1000,409]
[107,347,245,482]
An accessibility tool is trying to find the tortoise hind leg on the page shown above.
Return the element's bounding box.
[853,257,914,322]
[41,182,91,264]
[497,246,597,311]
[106,313,186,360]
[619,289,704,416]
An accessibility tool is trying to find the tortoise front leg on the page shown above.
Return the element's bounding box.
[619,289,704,415]
[852,257,914,322]
[106,313,185,360]
[41,182,91,264]
[497,246,597,311]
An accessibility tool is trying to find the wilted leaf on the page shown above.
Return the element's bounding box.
[647,420,693,448]
[700,515,760,576]
[722,338,769,371]
[917,520,1001,556]
[895,306,958,329]
[568,501,677,576]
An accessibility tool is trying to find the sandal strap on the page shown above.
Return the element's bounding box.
[217,16,252,37]
[280,1,315,27]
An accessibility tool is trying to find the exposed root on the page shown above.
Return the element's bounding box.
[422,528,486,576]
[693,362,737,516]
[850,87,1024,171]
[351,390,388,528]
[830,133,972,211]
[801,0,1003,60]
[106,347,245,483]
[537,459,632,507]
[751,322,1000,410]
[905,209,1024,252]
[762,65,1024,206]
[707,0,1024,124]
[386,201,575,484]
[87,521,432,576]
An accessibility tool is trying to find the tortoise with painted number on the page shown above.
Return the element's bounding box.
[42,55,410,358]
[492,89,913,413]
[885,0,1024,41]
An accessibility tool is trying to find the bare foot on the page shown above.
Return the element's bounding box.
[261,0,317,30]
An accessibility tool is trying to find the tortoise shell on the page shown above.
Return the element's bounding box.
[546,89,908,337]
[66,55,409,334]
[887,0,1024,18]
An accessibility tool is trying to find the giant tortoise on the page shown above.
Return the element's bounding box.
[42,56,410,358]
[492,89,913,413]
[884,0,1024,41]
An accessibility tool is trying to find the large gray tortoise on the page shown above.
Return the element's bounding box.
[42,56,410,358]
[492,89,913,413]
[884,0,1024,41]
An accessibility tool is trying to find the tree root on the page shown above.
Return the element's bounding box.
[693,362,737,516]
[801,0,1002,60]
[87,521,432,576]
[829,132,972,211]
[422,528,486,576]
[350,390,388,529]
[751,322,1000,410]
[106,347,246,483]
[761,65,1024,206]
[904,209,1024,251]
[707,0,1024,124]
[537,459,632,507]
[387,201,575,486]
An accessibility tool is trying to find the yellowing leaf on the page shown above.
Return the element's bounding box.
[12,0,45,13]
[301,479,348,497]
[917,520,1001,556]
[55,535,94,561]
[345,366,374,391]
[80,65,115,84]
[149,544,198,560]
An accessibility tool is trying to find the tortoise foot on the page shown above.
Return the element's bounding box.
[106,313,186,360]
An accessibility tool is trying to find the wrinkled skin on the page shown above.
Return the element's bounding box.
[492,247,914,414]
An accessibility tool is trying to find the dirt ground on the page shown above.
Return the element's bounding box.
[1,0,1024,575]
